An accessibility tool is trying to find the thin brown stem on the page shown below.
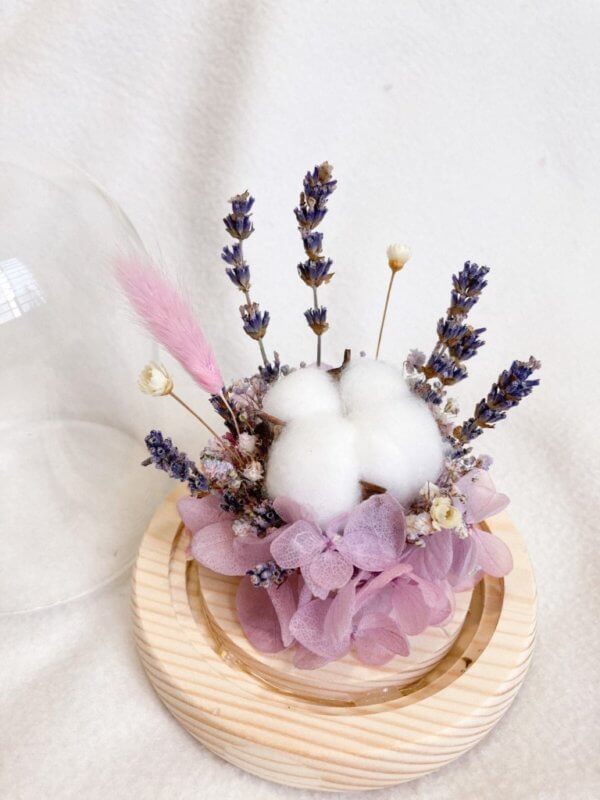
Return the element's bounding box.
[220,391,241,438]
[375,271,396,359]
[169,392,221,439]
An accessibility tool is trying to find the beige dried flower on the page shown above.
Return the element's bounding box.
[138,362,173,396]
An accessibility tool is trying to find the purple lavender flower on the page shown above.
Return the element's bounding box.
[448,326,486,361]
[424,351,468,385]
[247,560,292,588]
[221,242,251,291]
[143,430,207,493]
[223,191,255,240]
[304,306,329,335]
[222,191,270,365]
[294,161,337,366]
[297,258,334,287]
[240,302,270,340]
[454,356,541,445]
[449,262,490,317]
[416,261,489,396]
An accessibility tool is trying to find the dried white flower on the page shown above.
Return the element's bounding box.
[386,243,411,272]
[238,433,257,455]
[419,481,441,500]
[138,362,173,396]
[406,512,434,537]
[232,519,254,538]
[430,495,462,530]
[243,460,263,483]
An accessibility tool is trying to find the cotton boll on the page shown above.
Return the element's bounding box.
[340,358,410,414]
[350,395,446,506]
[262,366,342,422]
[265,414,361,525]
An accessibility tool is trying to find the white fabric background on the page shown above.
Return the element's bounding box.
[1,1,599,798]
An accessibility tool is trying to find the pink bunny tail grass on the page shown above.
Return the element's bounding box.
[115,256,224,395]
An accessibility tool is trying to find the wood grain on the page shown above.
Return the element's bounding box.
[132,488,536,790]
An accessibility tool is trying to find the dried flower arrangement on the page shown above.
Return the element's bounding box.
[118,162,540,669]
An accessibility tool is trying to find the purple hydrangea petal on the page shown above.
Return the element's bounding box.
[289,594,352,661]
[233,528,280,572]
[236,575,285,653]
[457,469,510,524]
[266,576,298,648]
[338,494,407,572]
[471,526,513,577]
[293,645,330,670]
[402,530,454,581]
[307,550,354,595]
[177,494,230,533]
[391,581,432,635]
[190,520,246,576]
[353,613,409,665]
[272,496,316,525]
[447,534,477,587]
[270,520,324,569]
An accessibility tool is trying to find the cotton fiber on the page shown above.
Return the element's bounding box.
[339,358,410,413]
[265,413,361,525]
[349,393,446,505]
[262,365,342,421]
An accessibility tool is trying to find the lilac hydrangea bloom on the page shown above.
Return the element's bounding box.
[270,494,406,600]
[178,494,278,576]
[289,563,453,667]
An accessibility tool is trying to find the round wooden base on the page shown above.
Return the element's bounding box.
[132,489,536,791]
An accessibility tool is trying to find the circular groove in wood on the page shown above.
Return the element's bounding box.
[132,489,536,790]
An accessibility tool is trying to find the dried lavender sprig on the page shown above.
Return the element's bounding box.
[222,191,269,366]
[421,261,489,389]
[143,430,207,493]
[294,162,337,366]
[304,306,329,335]
[453,356,541,446]
[246,560,293,588]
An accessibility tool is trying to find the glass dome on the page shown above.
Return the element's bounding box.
[0,146,170,614]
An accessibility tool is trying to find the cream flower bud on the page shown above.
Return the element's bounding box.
[386,243,411,272]
[138,362,173,396]
[430,495,462,530]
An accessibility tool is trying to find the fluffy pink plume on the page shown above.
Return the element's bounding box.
[116,256,224,394]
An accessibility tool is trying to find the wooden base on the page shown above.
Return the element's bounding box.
[132,489,536,791]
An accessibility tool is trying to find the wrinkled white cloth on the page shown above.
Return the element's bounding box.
[1,1,599,798]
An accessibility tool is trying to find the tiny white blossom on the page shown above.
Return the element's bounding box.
[406,512,434,536]
[243,460,263,483]
[386,243,411,272]
[238,433,257,455]
[232,519,254,538]
[138,362,173,396]
[419,481,441,500]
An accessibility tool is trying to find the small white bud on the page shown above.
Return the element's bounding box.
[386,243,411,272]
[238,433,257,455]
[138,362,173,396]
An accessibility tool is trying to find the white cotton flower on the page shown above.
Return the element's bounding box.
[386,243,411,272]
[339,358,410,413]
[138,362,173,396]
[238,433,257,455]
[265,414,361,526]
[243,460,263,483]
[262,365,342,421]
